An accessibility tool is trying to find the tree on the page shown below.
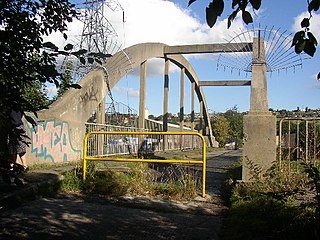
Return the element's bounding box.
[0,0,77,117]
[188,0,319,79]
[211,114,231,146]
[224,106,244,146]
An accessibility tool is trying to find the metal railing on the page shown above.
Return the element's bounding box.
[83,131,207,197]
[85,123,202,157]
[278,117,320,171]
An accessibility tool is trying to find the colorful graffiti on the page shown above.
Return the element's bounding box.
[27,118,81,163]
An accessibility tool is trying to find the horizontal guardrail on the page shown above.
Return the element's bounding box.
[83,131,207,197]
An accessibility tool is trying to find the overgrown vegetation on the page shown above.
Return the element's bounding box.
[60,161,199,201]
[222,160,320,240]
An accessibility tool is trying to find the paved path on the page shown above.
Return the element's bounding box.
[0,150,241,240]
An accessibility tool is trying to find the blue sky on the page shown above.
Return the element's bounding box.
[51,0,320,116]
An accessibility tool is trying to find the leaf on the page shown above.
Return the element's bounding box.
[206,4,218,28]
[249,0,261,10]
[43,42,58,51]
[242,10,253,24]
[63,33,68,40]
[206,0,224,28]
[95,58,102,65]
[295,40,306,54]
[188,0,197,7]
[228,10,238,28]
[25,115,37,128]
[308,0,320,12]
[291,31,305,47]
[79,57,86,65]
[72,49,88,56]
[307,31,318,46]
[70,83,81,89]
[304,39,316,57]
[232,0,240,9]
[64,43,73,51]
[300,18,310,28]
[88,57,94,64]
[58,50,69,56]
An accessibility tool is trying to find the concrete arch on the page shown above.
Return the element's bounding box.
[33,43,215,163]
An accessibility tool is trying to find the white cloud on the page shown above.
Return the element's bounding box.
[113,86,139,97]
[45,0,249,78]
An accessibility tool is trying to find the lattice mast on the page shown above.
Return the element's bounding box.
[80,0,124,123]
[80,0,122,54]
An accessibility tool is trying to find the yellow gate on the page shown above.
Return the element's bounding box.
[83,131,207,197]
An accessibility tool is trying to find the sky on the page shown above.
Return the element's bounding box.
[48,0,320,116]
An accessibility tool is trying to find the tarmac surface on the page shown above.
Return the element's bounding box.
[0,149,241,240]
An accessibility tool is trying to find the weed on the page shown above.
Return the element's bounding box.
[60,161,199,201]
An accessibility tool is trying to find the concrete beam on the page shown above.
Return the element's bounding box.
[199,80,251,86]
[164,43,252,55]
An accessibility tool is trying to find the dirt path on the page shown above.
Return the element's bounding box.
[0,149,241,240]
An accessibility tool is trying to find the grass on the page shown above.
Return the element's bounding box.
[221,159,320,240]
[60,161,199,201]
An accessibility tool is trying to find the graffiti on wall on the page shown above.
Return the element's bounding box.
[27,118,81,163]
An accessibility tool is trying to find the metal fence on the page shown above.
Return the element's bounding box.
[85,123,202,157]
[278,118,320,170]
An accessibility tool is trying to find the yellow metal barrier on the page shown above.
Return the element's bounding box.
[83,131,207,197]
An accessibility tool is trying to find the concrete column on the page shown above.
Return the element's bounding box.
[96,98,105,155]
[179,68,185,131]
[163,59,169,150]
[191,82,195,133]
[190,82,195,148]
[179,68,185,149]
[138,61,147,130]
[199,99,203,135]
[250,35,269,113]
[163,58,169,132]
[242,36,277,181]
[96,98,106,125]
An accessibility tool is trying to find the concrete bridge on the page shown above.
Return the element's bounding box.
[25,38,277,180]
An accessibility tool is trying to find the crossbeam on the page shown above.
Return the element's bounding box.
[164,43,252,55]
[199,80,251,86]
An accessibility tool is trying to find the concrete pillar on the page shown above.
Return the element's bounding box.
[191,82,195,132]
[96,98,105,155]
[138,61,147,130]
[179,68,185,131]
[199,99,203,135]
[242,36,277,181]
[191,82,195,149]
[180,68,185,149]
[163,59,169,150]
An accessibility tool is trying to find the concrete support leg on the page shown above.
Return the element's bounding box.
[242,36,277,181]
[96,98,105,155]
[138,61,147,130]
[191,82,195,148]
[199,99,203,135]
[243,114,277,181]
[180,68,185,148]
[163,59,169,150]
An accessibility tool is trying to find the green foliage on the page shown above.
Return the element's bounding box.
[223,160,320,240]
[210,106,243,147]
[223,106,244,146]
[61,163,198,200]
[211,114,231,146]
[0,0,77,116]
